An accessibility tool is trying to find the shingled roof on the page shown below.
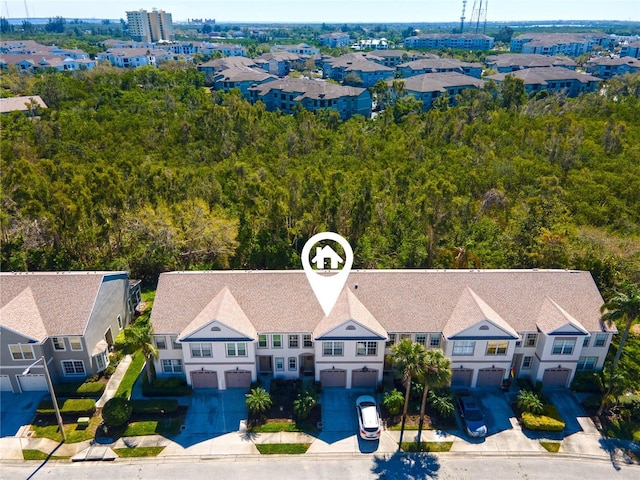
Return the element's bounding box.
[150,270,608,338]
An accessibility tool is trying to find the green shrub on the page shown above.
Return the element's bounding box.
[142,377,192,397]
[129,399,178,414]
[517,390,544,414]
[521,405,565,432]
[77,381,106,397]
[102,397,132,427]
[581,394,602,410]
[54,382,83,397]
[571,372,603,393]
[104,364,116,378]
[37,398,96,416]
[517,378,534,391]
[383,389,404,415]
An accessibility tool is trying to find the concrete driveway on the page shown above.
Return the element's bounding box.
[0,392,44,437]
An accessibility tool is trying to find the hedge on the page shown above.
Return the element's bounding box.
[570,372,602,393]
[37,398,96,416]
[54,380,105,398]
[521,405,566,432]
[130,399,179,414]
[142,377,192,397]
[77,381,106,397]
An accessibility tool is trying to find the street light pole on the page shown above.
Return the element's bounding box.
[22,356,66,442]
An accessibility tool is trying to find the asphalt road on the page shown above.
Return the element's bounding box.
[2,454,638,480]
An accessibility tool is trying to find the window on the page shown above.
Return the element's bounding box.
[95,351,109,371]
[303,334,313,348]
[162,359,183,374]
[289,335,299,348]
[522,356,532,369]
[577,357,597,371]
[516,334,523,347]
[357,341,377,356]
[288,357,297,371]
[69,337,82,351]
[170,335,180,349]
[416,333,427,346]
[62,360,85,376]
[552,339,576,355]
[486,341,508,355]
[9,344,35,360]
[323,341,344,356]
[52,337,65,351]
[272,335,282,348]
[117,315,123,330]
[226,342,247,357]
[583,336,590,347]
[525,333,537,347]
[594,333,607,347]
[386,333,396,347]
[275,358,284,371]
[452,340,475,356]
[190,343,212,357]
[258,335,268,348]
[430,334,441,348]
[155,336,167,350]
[400,334,411,341]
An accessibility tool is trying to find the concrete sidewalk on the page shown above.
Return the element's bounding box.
[96,354,133,408]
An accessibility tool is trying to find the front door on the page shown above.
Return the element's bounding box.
[258,356,272,373]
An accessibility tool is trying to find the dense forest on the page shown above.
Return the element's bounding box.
[1,64,639,294]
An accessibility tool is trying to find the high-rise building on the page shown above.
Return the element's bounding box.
[126,8,174,43]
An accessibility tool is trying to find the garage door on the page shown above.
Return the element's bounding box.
[18,374,47,391]
[352,369,378,388]
[191,370,219,389]
[476,368,505,387]
[542,368,571,387]
[1,375,13,392]
[320,369,347,387]
[225,370,252,389]
[451,368,473,387]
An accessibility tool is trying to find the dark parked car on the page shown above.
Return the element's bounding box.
[457,391,487,437]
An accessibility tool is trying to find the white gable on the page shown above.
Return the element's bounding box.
[315,319,386,340]
[180,320,253,342]
[448,318,519,340]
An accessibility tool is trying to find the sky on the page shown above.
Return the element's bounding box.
[2,1,639,23]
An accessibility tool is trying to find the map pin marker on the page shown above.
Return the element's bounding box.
[301,232,353,317]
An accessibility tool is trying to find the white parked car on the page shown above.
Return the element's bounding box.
[356,395,382,440]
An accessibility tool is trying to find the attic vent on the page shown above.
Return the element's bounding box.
[346,325,356,331]
[479,325,489,331]
[211,326,221,331]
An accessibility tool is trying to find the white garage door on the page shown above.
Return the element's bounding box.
[476,368,506,387]
[451,368,473,387]
[352,369,378,388]
[0,375,13,392]
[542,368,571,387]
[19,374,47,391]
[320,369,347,387]
[191,370,219,389]
[225,370,252,389]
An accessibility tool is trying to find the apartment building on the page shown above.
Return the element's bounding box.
[127,8,174,43]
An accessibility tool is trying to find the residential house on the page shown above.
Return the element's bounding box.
[510,33,615,56]
[404,34,494,51]
[323,53,395,88]
[273,43,320,55]
[351,38,389,50]
[197,56,259,82]
[397,72,485,110]
[97,48,160,68]
[149,269,613,391]
[484,53,577,73]
[255,52,307,77]
[586,56,640,79]
[0,54,97,73]
[320,32,351,48]
[0,95,47,115]
[397,58,483,79]
[0,272,132,393]
[620,41,640,59]
[371,50,436,68]
[198,42,247,57]
[248,78,372,120]
[212,65,277,97]
[485,67,601,97]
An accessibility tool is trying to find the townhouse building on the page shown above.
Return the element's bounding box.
[397,58,483,79]
[320,32,351,48]
[620,41,640,59]
[485,67,601,97]
[97,48,163,68]
[212,65,277,97]
[248,78,372,120]
[323,53,395,88]
[150,269,613,391]
[398,72,485,110]
[0,54,96,73]
[586,57,640,79]
[272,43,320,55]
[510,33,615,56]
[484,53,577,73]
[1,272,134,393]
[404,34,494,51]
[369,50,437,68]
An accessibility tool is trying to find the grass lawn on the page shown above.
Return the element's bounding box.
[400,441,453,453]
[122,417,184,436]
[31,414,101,443]
[250,421,303,433]
[113,446,165,457]
[255,443,310,454]
[115,351,145,399]
[22,449,71,460]
[540,441,562,453]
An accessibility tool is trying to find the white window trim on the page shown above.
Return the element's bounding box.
[303,334,313,348]
[288,357,297,371]
[162,359,183,374]
[69,337,83,351]
[190,342,212,358]
[356,341,377,356]
[9,344,36,360]
[522,356,532,369]
[61,359,86,376]
[594,333,608,347]
[552,338,576,355]
[275,357,284,371]
[52,337,66,352]
[452,340,475,356]
[486,341,508,356]
[288,334,299,349]
[154,335,167,350]
[117,315,123,330]
[272,334,283,348]
[226,342,247,357]
[258,334,268,349]
[323,341,344,356]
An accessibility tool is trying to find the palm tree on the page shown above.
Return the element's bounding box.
[600,284,640,371]
[245,387,272,418]
[451,245,482,269]
[417,349,451,441]
[123,320,158,384]
[390,338,427,443]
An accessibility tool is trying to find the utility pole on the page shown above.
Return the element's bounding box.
[460,0,467,34]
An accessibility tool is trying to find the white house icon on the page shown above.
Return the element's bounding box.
[311,245,344,270]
